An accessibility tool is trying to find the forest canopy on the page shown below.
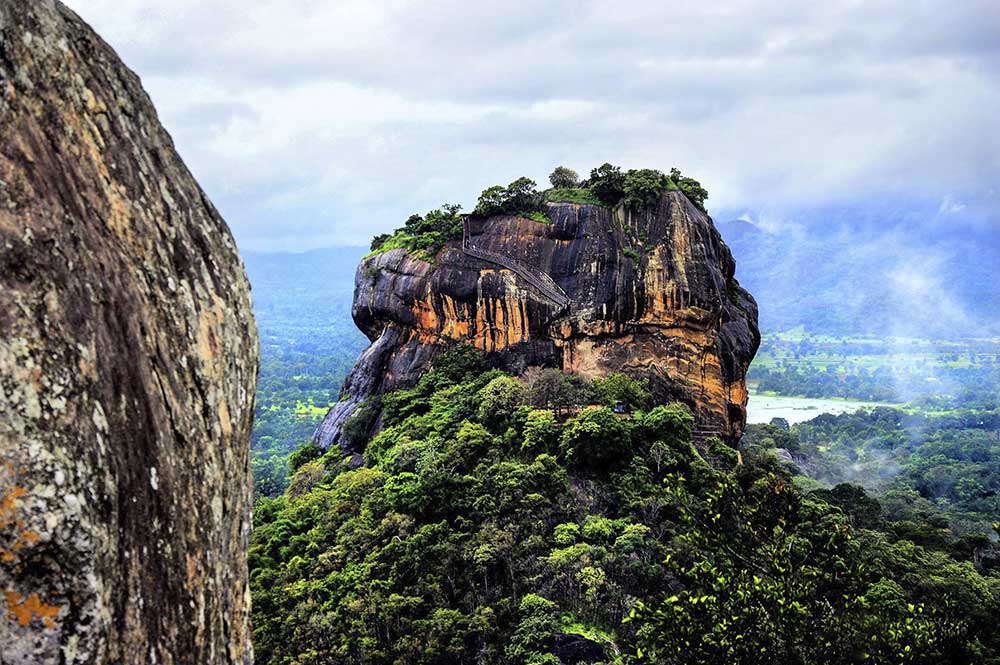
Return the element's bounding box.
[249,347,1000,665]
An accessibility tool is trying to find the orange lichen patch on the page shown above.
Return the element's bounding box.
[4,590,62,629]
[728,381,749,406]
[1,486,28,528]
[1,482,45,566]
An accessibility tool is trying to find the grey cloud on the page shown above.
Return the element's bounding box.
[67,0,1000,250]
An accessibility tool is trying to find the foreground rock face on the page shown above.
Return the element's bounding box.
[317,191,759,450]
[0,2,258,663]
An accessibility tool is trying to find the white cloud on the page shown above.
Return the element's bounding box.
[66,0,1000,251]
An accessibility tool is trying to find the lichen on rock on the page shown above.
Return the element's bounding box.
[0,1,258,662]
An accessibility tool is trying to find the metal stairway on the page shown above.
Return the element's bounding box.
[461,219,571,309]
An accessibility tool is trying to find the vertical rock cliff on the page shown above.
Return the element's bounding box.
[317,191,759,451]
[0,2,258,663]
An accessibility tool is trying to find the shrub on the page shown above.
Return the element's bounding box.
[588,163,626,206]
[560,407,633,470]
[522,210,552,224]
[591,372,651,411]
[286,459,326,497]
[670,167,709,211]
[474,177,545,218]
[340,396,382,449]
[288,442,324,472]
[367,204,463,259]
[622,168,671,210]
[477,376,526,429]
[549,166,579,189]
[370,232,391,252]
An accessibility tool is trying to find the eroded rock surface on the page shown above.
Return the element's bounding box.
[0,1,258,662]
[317,191,759,450]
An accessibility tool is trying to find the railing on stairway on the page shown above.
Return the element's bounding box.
[462,219,571,310]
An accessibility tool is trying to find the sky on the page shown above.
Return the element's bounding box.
[68,0,1000,252]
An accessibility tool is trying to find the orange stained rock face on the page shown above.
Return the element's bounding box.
[410,286,532,354]
[472,296,529,352]
[412,294,471,341]
[4,590,62,629]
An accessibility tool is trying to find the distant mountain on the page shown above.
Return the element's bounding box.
[717,217,1000,338]
[243,211,1000,345]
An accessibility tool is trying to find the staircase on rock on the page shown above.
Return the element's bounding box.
[462,219,571,310]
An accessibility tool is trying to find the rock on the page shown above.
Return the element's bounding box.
[551,632,609,663]
[0,2,257,663]
[317,192,759,450]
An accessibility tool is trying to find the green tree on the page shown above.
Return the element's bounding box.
[523,367,587,416]
[588,162,626,206]
[622,168,670,210]
[523,409,560,454]
[548,166,579,189]
[560,407,632,470]
[474,185,508,217]
[629,453,969,664]
[474,178,543,217]
[669,167,709,211]
[477,375,526,430]
[591,372,652,411]
[507,595,561,664]
[504,177,541,211]
[637,403,693,444]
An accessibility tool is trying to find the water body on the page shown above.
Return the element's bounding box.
[746,393,894,425]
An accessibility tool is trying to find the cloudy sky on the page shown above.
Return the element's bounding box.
[69,0,999,251]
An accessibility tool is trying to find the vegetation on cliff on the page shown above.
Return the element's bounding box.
[250,347,1000,664]
[366,163,711,264]
[473,176,550,221]
[586,163,708,212]
[369,204,465,259]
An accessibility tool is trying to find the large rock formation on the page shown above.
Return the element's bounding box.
[316,191,759,450]
[0,2,257,663]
